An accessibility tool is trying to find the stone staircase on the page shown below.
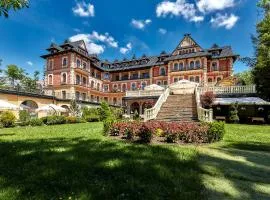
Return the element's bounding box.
[156,94,198,122]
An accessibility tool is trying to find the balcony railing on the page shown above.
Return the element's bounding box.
[126,90,164,97]
[197,85,256,95]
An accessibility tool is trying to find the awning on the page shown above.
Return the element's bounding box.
[36,104,67,113]
[0,100,19,110]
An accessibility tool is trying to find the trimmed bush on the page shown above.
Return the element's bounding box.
[229,103,239,123]
[0,111,16,128]
[65,116,78,124]
[19,110,30,123]
[46,115,66,125]
[29,118,44,126]
[138,123,153,143]
[84,116,100,122]
[82,107,100,122]
[207,121,225,142]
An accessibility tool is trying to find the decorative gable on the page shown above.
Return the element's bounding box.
[172,34,202,55]
[79,41,87,51]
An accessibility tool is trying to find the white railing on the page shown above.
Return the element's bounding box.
[195,87,213,122]
[198,85,256,95]
[144,88,171,121]
[126,90,164,97]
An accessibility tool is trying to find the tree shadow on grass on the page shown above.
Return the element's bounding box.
[199,145,270,200]
[0,138,206,200]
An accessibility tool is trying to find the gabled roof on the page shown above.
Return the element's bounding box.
[172,34,201,54]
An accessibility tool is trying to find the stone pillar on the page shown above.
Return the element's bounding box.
[203,57,208,87]
[127,102,131,115]
[139,102,143,115]
[149,68,153,85]
[167,62,171,85]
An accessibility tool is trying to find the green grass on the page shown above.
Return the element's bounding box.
[0,123,269,200]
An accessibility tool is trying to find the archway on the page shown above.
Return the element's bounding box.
[61,105,70,116]
[130,102,140,114]
[20,100,38,116]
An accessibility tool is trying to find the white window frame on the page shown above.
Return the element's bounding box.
[48,74,53,85]
[61,72,67,84]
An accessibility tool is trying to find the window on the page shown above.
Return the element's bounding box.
[160,67,166,76]
[173,63,179,71]
[190,61,195,70]
[208,78,213,83]
[97,96,100,102]
[113,98,117,105]
[157,81,161,86]
[82,62,87,70]
[195,60,201,69]
[189,76,195,82]
[141,82,147,90]
[91,95,94,102]
[48,75,53,85]
[104,73,110,80]
[217,77,222,82]
[62,73,67,84]
[82,77,87,85]
[212,62,218,71]
[104,85,109,92]
[97,83,100,91]
[82,93,86,101]
[163,81,168,85]
[75,92,80,100]
[48,60,53,70]
[179,63,184,71]
[62,91,66,99]
[131,83,136,91]
[91,81,94,88]
[76,59,81,68]
[76,75,81,85]
[62,57,67,67]
[122,84,127,92]
[195,76,200,83]
[174,77,178,83]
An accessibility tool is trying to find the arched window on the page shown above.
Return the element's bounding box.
[212,62,218,71]
[190,61,195,70]
[76,75,80,85]
[208,78,213,83]
[91,81,95,88]
[131,83,136,91]
[75,91,80,100]
[157,81,161,86]
[122,84,127,92]
[189,76,195,82]
[174,77,178,83]
[62,58,67,67]
[82,77,87,85]
[173,63,179,71]
[179,62,184,71]
[48,75,53,85]
[76,59,81,68]
[217,77,222,82]
[83,62,87,69]
[62,73,67,84]
[195,76,200,83]
[195,60,201,69]
[160,67,166,76]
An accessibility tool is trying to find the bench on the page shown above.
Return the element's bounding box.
[215,116,226,121]
[251,117,265,123]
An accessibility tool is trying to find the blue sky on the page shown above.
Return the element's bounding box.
[0,0,258,77]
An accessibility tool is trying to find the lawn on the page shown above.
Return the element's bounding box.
[0,123,269,200]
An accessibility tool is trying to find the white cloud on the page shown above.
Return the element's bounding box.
[131,19,152,29]
[69,31,119,54]
[26,61,33,66]
[72,1,94,17]
[197,0,235,13]
[210,13,239,29]
[120,43,132,54]
[156,0,204,22]
[158,28,167,34]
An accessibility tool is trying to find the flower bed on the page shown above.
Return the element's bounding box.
[107,121,225,144]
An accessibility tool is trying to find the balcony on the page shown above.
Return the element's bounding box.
[126,90,164,97]
[112,74,150,82]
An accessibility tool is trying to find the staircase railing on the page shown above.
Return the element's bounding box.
[195,86,213,122]
[144,87,171,121]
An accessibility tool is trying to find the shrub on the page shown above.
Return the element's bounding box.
[40,116,48,124]
[29,118,44,126]
[0,111,16,128]
[138,123,153,143]
[103,118,115,136]
[65,116,78,124]
[111,107,123,120]
[201,91,215,109]
[99,102,113,121]
[19,110,30,122]
[207,121,225,142]
[82,107,100,122]
[84,115,100,122]
[46,115,66,125]
[155,128,164,137]
[229,103,239,123]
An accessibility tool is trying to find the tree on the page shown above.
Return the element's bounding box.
[253,0,270,100]
[235,70,254,85]
[5,64,25,87]
[0,0,29,18]
[69,99,81,117]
